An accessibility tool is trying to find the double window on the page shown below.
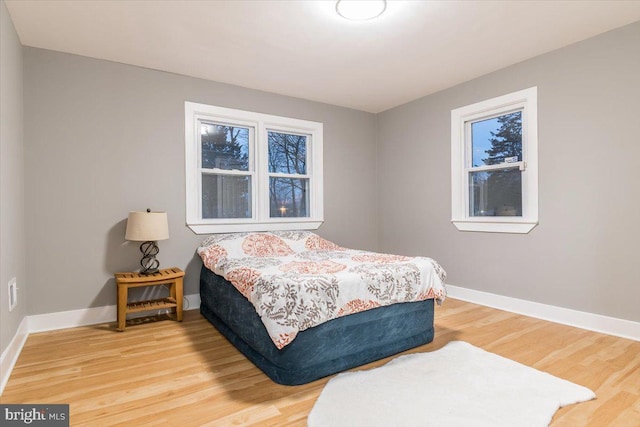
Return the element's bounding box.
[451,87,538,233]
[185,102,323,234]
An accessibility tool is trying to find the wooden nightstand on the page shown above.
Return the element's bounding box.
[114,267,185,331]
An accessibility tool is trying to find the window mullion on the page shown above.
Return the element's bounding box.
[466,162,523,173]
[255,122,268,222]
[268,172,310,179]
[201,169,253,176]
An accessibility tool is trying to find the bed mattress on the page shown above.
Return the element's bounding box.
[199,265,435,385]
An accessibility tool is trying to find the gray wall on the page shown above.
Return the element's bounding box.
[23,48,378,315]
[0,0,27,354]
[377,22,640,322]
[10,15,640,328]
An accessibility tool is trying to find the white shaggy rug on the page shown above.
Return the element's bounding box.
[308,341,595,427]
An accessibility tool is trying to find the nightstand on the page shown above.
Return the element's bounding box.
[114,267,185,331]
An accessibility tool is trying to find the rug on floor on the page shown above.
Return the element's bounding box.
[308,341,595,427]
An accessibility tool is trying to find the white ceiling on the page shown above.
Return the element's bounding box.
[6,0,640,113]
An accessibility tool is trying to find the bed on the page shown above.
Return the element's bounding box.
[197,231,446,385]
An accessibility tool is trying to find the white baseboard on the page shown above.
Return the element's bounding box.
[446,284,640,342]
[183,293,201,312]
[28,305,118,333]
[28,293,201,333]
[3,288,638,396]
[0,316,29,395]
[0,293,201,395]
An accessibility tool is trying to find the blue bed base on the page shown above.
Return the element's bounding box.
[199,265,435,385]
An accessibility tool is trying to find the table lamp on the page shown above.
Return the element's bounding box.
[125,209,169,275]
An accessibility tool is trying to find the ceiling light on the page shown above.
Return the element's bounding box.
[336,0,387,21]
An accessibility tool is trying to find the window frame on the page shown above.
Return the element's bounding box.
[185,102,323,234]
[451,87,538,234]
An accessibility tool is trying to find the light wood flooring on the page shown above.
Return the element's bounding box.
[1,298,639,426]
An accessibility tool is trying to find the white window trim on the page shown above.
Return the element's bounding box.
[185,102,324,234]
[451,87,538,234]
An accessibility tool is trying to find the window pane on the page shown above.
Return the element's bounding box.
[201,123,250,171]
[270,177,309,218]
[469,169,522,217]
[268,131,307,174]
[202,174,251,219]
[471,111,522,167]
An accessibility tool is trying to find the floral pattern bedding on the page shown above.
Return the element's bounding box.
[197,231,447,349]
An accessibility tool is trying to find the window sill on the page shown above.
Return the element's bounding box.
[452,219,538,234]
[188,220,324,235]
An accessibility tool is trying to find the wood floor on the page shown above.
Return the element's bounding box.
[1,298,639,426]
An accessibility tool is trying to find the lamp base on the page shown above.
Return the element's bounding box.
[139,241,160,275]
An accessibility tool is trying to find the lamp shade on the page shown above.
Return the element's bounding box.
[125,211,169,242]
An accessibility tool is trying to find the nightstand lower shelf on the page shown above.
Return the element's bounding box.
[126,297,178,313]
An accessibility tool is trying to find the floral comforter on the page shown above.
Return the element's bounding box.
[197,231,447,349]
